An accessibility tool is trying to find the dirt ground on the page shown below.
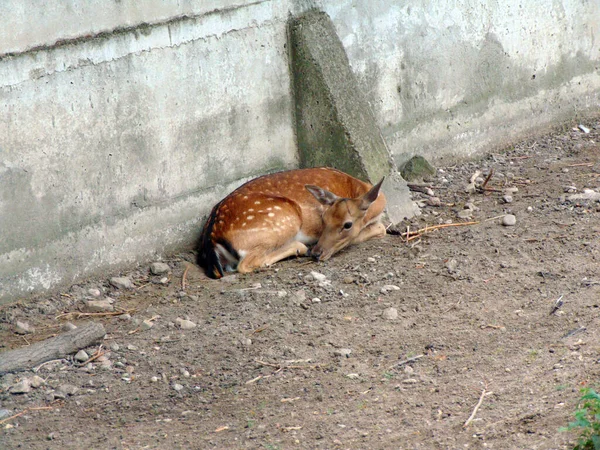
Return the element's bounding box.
[1,118,600,450]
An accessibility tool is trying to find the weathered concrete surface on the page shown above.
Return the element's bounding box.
[0,1,297,302]
[322,1,600,164]
[289,10,418,222]
[1,0,599,303]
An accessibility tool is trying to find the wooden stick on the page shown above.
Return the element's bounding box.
[0,406,53,425]
[0,322,106,374]
[481,169,494,189]
[463,383,492,428]
[388,354,424,370]
[401,221,479,238]
[182,266,190,291]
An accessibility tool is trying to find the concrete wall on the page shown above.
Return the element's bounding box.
[1,0,599,302]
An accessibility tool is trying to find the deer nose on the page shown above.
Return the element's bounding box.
[310,247,322,261]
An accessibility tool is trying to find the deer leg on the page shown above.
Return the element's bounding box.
[352,222,386,245]
[237,240,308,273]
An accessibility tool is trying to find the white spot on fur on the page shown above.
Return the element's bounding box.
[254,201,261,205]
[247,215,254,220]
[268,213,275,217]
[274,206,282,210]
[294,231,317,245]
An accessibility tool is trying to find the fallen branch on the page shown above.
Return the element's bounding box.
[389,354,424,370]
[182,266,190,291]
[55,309,135,321]
[463,382,492,428]
[0,406,54,425]
[0,322,106,374]
[401,221,479,240]
[481,169,494,189]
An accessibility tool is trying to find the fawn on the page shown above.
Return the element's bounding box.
[198,167,386,278]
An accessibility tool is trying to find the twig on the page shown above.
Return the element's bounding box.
[0,406,53,425]
[388,354,424,370]
[76,347,106,366]
[182,266,190,291]
[481,169,494,189]
[464,382,492,428]
[443,299,462,313]
[33,359,66,373]
[401,222,479,239]
[550,295,564,315]
[483,215,507,223]
[55,309,135,321]
[567,162,594,167]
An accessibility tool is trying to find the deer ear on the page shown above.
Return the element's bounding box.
[360,177,384,210]
[305,184,339,206]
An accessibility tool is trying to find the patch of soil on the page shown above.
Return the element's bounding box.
[1,119,600,449]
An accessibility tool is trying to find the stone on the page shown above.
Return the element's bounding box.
[14,321,34,334]
[0,409,11,420]
[150,262,170,275]
[400,155,436,182]
[176,318,197,330]
[110,342,120,351]
[140,319,154,331]
[30,376,46,388]
[334,348,352,358]
[173,383,184,391]
[9,379,32,394]
[502,214,517,226]
[445,259,459,273]
[87,288,102,297]
[382,307,398,320]
[110,277,134,289]
[62,322,77,331]
[457,209,472,219]
[75,350,89,362]
[56,384,79,396]
[380,285,401,294]
[578,124,590,133]
[84,299,114,313]
[343,276,354,284]
[502,195,513,203]
[310,271,327,282]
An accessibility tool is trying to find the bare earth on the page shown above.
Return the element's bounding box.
[1,119,600,450]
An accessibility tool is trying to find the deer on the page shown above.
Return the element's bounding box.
[197,167,387,278]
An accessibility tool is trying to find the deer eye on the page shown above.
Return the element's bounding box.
[343,221,353,230]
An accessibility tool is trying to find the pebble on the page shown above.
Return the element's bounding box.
[0,409,11,420]
[382,307,398,320]
[445,259,458,273]
[150,262,170,275]
[564,186,577,193]
[57,384,79,396]
[172,383,184,391]
[502,214,517,226]
[504,187,518,194]
[578,124,590,134]
[9,379,32,394]
[367,257,376,263]
[343,276,355,284]
[402,378,419,384]
[526,206,533,212]
[241,338,252,346]
[141,319,154,331]
[14,321,34,335]
[380,285,401,294]
[176,318,197,330]
[151,376,159,383]
[110,342,120,351]
[180,368,190,377]
[75,350,89,362]
[311,297,321,303]
[126,366,135,374]
[110,277,134,289]
[87,288,102,297]
[310,271,328,282]
[457,209,472,219]
[118,313,132,321]
[346,373,360,379]
[334,348,352,358]
[84,299,114,313]
[502,195,513,203]
[426,197,441,207]
[25,376,43,390]
[62,322,77,332]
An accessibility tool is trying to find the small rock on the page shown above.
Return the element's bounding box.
[87,288,102,297]
[175,318,197,330]
[526,206,533,212]
[310,271,327,282]
[380,285,401,294]
[426,197,441,207]
[14,321,34,335]
[445,259,459,273]
[502,214,517,226]
[502,195,513,203]
[241,338,252,347]
[30,376,45,388]
[346,373,360,379]
[578,124,590,134]
[62,322,77,332]
[57,384,79,396]
[457,209,472,219]
[110,277,134,289]
[140,319,154,331]
[150,262,170,275]
[10,379,32,394]
[180,368,190,377]
[311,297,321,303]
[504,187,519,194]
[84,299,114,313]
[126,366,135,374]
[564,186,577,193]
[277,290,287,298]
[110,342,120,351]
[382,307,398,320]
[172,383,184,392]
[334,348,352,358]
[562,168,569,173]
[0,409,11,420]
[402,378,419,384]
[118,313,132,321]
[74,350,89,362]
[151,376,159,383]
[400,155,436,182]
[47,432,55,441]
[343,276,355,284]
[367,257,376,263]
